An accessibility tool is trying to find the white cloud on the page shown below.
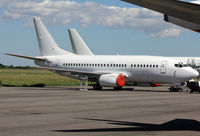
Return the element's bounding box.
[0,0,181,37]
[191,0,200,4]
[151,28,181,38]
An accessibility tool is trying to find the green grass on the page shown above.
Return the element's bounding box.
[0,69,80,86]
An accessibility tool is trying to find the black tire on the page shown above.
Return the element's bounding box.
[113,87,122,90]
[93,84,102,90]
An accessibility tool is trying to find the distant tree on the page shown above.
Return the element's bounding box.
[9,65,14,69]
[0,63,5,69]
[0,63,31,69]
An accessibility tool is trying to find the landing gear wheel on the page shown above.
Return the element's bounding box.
[93,84,102,90]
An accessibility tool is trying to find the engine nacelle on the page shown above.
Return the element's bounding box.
[99,74,125,87]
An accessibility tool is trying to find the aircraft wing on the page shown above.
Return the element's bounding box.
[35,66,102,76]
[122,0,200,32]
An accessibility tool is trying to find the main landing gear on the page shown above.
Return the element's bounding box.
[93,84,102,90]
[113,87,123,90]
[92,84,123,90]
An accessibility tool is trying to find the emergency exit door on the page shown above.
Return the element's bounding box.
[160,61,167,74]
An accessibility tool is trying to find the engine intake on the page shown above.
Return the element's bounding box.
[99,74,125,87]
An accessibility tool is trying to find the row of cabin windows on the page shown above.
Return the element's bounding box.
[131,64,159,68]
[63,63,159,68]
[63,63,127,67]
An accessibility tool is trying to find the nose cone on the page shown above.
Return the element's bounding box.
[176,67,199,82]
[186,67,199,79]
[190,69,199,78]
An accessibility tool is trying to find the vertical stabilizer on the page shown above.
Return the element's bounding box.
[68,29,93,55]
[33,17,73,56]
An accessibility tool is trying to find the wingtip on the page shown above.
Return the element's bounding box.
[4,53,11,56]
[33,16,41,21]
[68,28,76,31]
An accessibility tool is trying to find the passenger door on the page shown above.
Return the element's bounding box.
[160,61,167,74]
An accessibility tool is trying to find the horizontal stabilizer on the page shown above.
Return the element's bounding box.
[5,53,46,61]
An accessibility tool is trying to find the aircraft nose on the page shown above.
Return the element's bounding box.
[188,68,199,79]
[192,69,199,78]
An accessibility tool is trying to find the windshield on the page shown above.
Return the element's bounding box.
[174,62,184,68]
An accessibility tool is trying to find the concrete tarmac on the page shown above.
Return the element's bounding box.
[0,86,200,136]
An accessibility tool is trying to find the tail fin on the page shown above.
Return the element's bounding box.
[68,29,93,55]
[33,17,73,56]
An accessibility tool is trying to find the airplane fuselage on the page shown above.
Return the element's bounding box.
[35,55,198,84]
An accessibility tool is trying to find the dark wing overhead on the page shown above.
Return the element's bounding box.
[122,0,200,32]
[122,0,200,24]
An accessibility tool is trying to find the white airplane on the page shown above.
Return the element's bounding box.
[68,29,200,72]
[122,0,200,33]
[6,17,199,90]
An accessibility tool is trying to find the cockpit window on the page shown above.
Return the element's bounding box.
[175,62,184,68]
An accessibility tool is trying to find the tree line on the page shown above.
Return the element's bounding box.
[0,63,31,69]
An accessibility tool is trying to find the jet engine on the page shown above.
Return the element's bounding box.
[99,74,125,87]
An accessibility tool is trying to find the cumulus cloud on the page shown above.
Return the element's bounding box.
[191,0,200,4]
[0,0,181,37]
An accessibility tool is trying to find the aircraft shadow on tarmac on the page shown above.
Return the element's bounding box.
[53,118,200,132]
[22,86,171,92]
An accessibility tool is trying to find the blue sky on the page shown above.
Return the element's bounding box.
[0,0,200,66]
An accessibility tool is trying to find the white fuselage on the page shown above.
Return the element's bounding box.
[35,55,198,84]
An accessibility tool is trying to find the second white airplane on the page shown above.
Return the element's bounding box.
[6,17,199,90]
